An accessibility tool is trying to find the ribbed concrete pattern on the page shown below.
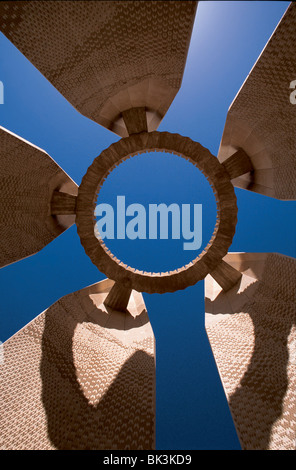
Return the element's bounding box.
[218,3,296,200]
[0,1,197,136]
[0,279,155,450]
[0,126,77,268]
[76,131,237,294]
[205,253,296,450]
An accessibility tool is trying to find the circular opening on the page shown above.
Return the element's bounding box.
[94,151,217,273]
[76,131,238,293]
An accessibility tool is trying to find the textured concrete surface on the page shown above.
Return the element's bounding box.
[0,279,155,450]
[0,126,77,268]
[0,1,197,137]
[205,252,296,450]
[218,3,296,200]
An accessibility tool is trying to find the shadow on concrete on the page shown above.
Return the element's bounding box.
[79,291,150,330]
[205,279,294,450]
[40,299,154,450]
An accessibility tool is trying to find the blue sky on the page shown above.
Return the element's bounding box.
[0,1,295,450]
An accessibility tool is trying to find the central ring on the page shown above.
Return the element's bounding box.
[76,131,238,294]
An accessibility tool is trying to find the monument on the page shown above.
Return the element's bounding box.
[0,1,295,450]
